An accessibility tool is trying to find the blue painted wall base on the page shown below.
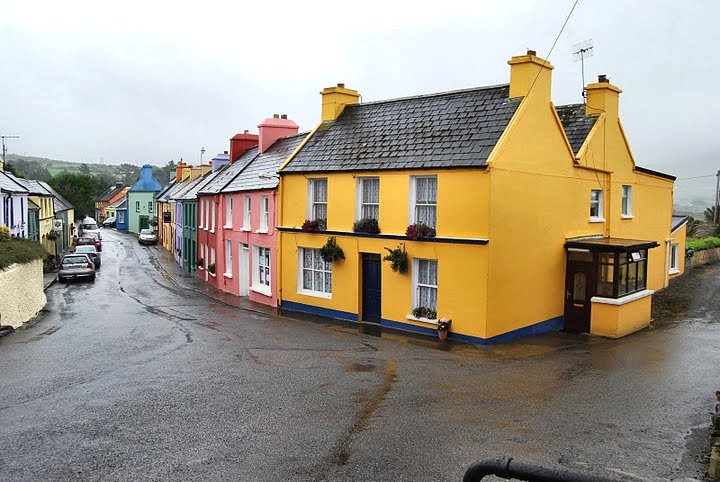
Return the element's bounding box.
[279,300,564,344]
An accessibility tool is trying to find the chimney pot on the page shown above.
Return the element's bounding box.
[598,74,609,83]
[337,83,345,88]
[273,114,279,119]
[223,150,228,154]
[280,114,287,119]
[527,49,536,56]
[244,129,249,134]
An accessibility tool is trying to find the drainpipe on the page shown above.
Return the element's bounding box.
[275,182,282,307]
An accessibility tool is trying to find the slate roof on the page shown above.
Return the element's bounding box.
[116,199,128,210]
[162,179,192,202]
[156,179,178,202]
[176,169,227,201]
[555,104,600,154]
[198,148,258,195]
[222,134,306,193]
[99,183,126,202]
[672,215,689,233]
[39,182,74,212]
[108,196,126,209]
[282,85,521,173]
[0,171,29,194]
[14,178,49,196]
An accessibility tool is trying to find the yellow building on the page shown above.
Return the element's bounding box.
[276,51,685,343]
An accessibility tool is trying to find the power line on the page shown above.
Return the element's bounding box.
[677,174,717,181]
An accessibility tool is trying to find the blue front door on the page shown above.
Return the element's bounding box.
[361,254,382,323]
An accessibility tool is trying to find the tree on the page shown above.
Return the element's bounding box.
[47,173,97,219]
[7,158,52,181]
[117,163,140,185]
[92,173,116,196]
[4,161,20,177]
[79,163,91,175]
[704,206,716,222]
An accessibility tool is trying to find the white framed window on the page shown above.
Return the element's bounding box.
[209,247,216,276]
[224,240,233,277]
[204,199,209,230]
[590,189,604,221]
[243,196,251,230]
[252,246,272,296]
[199,200,204,228]
[259,196,269,232]
[199,242,205,269]
[410,176,437,227]
[148,201,153,213]
[225,197,233,228]
[308,178,327,221]
[357,177,379,220]
[621,185,633,217]
[412,258,438,316]
[135,201,140,212]
[298,248,332,298]
[669,243,679,273]
[210,202,216,232]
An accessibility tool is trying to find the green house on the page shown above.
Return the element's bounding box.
[127,165,162,234]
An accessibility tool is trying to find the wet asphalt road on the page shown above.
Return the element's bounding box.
[1,229,719,481]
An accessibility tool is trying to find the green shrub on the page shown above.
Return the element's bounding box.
[0,226,10,242]
[686,237,720,251]
[0,238,48,270]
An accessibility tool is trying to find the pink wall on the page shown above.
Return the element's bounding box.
[199,189,279,307]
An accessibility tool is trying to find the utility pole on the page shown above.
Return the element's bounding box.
[715,170,720,224]
[0,135,20,172]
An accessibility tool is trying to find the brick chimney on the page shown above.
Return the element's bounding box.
[229,131,259,163]
[320,83,360,121]
[175,162,189,182]
[257,114,299,153]
[585,74,622,120]
[507,49,554,100]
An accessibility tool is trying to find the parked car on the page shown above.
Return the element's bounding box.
[80,216,102,240]
[73,245,101,269]
[138,229,158,245]
[102,216,116,228]
[76,233,102,252]
[58,254,96,283]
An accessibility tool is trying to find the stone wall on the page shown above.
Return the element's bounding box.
[690,247,720,269]
[0,259,47,328]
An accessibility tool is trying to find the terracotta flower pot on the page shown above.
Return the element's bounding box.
[438,329,448,341]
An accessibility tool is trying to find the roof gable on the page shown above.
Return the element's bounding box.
[555,104,600,154]
[0,171,30,194]
[282,85,521,173]
[130,165,163,192]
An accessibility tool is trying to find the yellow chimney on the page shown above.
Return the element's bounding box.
[507,50,554,100]
[200,163,212,176]
[320,83,360,121]
[585,74,622,119]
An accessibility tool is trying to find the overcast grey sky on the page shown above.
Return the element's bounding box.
[1,0,718,201]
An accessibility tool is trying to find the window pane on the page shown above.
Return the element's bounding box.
[618,263,628,295]
[324,272,332,293]
[303,250,312,269]
[428,261,438,285]
[418,260,429,284]
[573,272,586,301]
[597,263,614,297]
[303,269,312,289]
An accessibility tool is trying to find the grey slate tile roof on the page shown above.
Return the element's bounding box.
[0,171,29,194]
[13,178,48,196]
[555,103,600,154]
[282,85,521,173]
[99,184,126,202]
[108,196,126,209]
[158,180,189,202]
[222,134,306,193]
[672,215,689,233]
[39,182,73,211]
[178,169,227,201]
[198,148,258,195]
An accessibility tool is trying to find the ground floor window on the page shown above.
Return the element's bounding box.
[224,240,233,277]
[596,249,648,298]
[669,244,679,273]
[412,258,438,319]
[253,246,271,295]
[298,248,332,297]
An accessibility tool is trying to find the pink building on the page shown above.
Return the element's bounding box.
[197,115,304,307]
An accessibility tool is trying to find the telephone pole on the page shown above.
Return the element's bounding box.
[715,170,720,224]
[1,135,20,172]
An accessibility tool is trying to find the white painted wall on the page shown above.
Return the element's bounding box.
[0,259,46,328]
[1,193,29,238]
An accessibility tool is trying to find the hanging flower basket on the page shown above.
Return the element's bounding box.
[383,243,408,274]
[353,218,380,234]
[320,236,345,263]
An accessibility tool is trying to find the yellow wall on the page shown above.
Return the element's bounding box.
[590,295,652,338]
[669,223,686,280]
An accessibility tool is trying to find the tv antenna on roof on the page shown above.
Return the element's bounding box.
[572,39,594,101]
[1,134,20,171]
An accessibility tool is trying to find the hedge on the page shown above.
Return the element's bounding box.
[686,237,720,252]
[0,238,48,270]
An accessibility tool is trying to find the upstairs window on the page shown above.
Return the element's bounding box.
[243,197,251,230]
[260,196,269,231]
[590,189,604,221]
[148,201,153,213]
[308,178,327,222]
[357,177,379,220]
[225,197,233,227]
[621,185,633,217]
[135,201,140,213]
[411,176,437,228]
[211,202,216,232]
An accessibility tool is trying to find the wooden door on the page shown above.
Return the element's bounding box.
[361,254,382,323]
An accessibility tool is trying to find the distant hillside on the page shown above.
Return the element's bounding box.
[5,153,176,186]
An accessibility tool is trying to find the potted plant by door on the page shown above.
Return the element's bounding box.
[437,317,452,341]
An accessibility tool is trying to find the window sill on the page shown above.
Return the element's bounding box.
[208,272,216,278]
[223,273,233,279]
[406,314,438,325]
[255,228,269,234]
[250,285,272,297]
[210,229,215,233]
[589,217,606,223]
[297,288,331,299]
[198,267,204,271]
[224,225,233,229]
[669,268,680,275]
[621,215,634,219]
[591,289,654,306]
[241,227,251,232]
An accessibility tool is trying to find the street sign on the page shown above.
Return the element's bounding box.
[53,219,63,232]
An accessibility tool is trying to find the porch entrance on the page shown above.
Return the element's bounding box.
[361,254,382,323]
[564,251,594,333]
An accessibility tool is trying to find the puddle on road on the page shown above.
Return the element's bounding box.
[18,326,61,343]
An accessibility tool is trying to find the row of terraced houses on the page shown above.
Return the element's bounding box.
[151,50,688,343]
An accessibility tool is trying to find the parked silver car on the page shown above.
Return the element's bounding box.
[138,229,158,245]
[58,254,96,283]
[73,245,101,269]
